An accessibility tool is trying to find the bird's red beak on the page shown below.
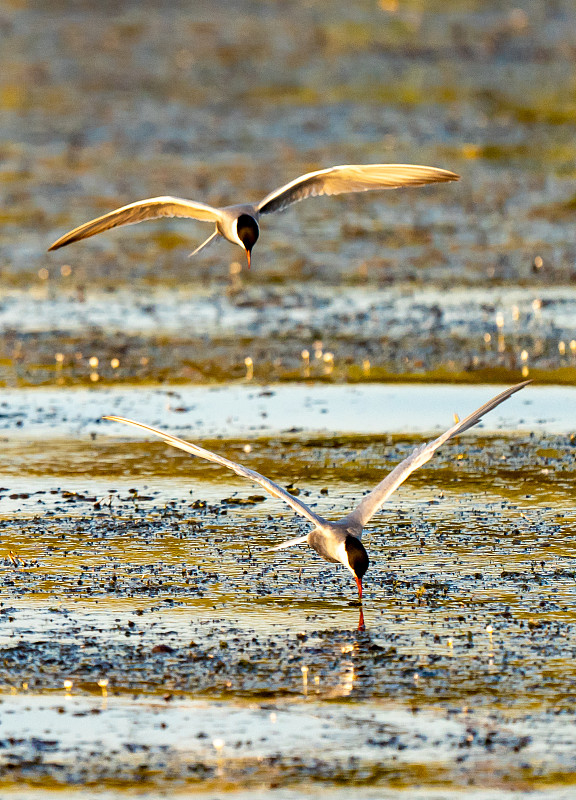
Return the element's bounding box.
[246,249,251,269]
[354,575,363,600]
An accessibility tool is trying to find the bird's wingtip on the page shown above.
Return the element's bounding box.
[509,378,533,393]
[441,169,460,181]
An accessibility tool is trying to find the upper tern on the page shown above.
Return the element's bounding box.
[104,381,528,604]
[49,163,459,267]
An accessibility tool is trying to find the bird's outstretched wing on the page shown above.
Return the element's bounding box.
[48,197,221,250]
[342,381,531,530]
[104,416,326,529]
[257,164,460,215]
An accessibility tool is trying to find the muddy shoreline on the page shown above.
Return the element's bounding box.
[2,285,576,387]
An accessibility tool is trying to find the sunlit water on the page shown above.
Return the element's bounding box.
[1,384,575,794]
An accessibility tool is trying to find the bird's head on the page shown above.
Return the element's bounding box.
[235,214,259,268]
[344,535,369,600]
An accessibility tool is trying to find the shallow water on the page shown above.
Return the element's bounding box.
[2,284,576,386]
[1,384,576,795]
[1,692,575,796]
[0,381,571,441]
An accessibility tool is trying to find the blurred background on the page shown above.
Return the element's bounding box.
[2,0,576,385]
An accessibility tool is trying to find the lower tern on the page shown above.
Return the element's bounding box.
[104,381,528,603]
[49,163,459,267]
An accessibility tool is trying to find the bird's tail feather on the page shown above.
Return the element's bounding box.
[189,229,219,257]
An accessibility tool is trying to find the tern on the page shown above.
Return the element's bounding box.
[49,163,459,267]
[104,381,528,607]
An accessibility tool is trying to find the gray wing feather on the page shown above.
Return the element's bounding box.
[49,197,221,250]
[104,416,326,529]
[257,164,460,215]
[343,381,531,529]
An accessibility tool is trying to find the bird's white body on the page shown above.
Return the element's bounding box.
[309,525,356,563]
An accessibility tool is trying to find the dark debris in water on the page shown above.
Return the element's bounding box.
[2,294,576,387]
[1,688,573,794]
[1,598,576,710]
[0,430,576,711]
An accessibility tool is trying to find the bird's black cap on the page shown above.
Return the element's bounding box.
[344,535,369,579]
[237,214,259,253]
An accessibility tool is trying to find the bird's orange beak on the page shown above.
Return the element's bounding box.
[354,575,363,600]
[246,249,251,269]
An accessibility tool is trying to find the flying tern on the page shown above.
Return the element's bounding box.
[49,163,459,267]
[104,381,528,605]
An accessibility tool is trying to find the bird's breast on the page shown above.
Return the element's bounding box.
[308,529,345,565]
